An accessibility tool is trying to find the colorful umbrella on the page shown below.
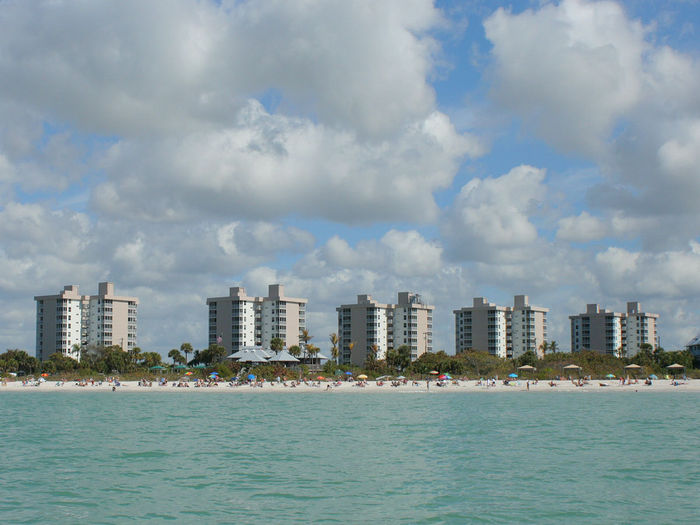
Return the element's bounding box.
[357,374,368,380]
[429,370,439,375]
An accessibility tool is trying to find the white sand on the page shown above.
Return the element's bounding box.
[2,378,698,393]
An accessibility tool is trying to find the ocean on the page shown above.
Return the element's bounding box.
[1,391,698,524]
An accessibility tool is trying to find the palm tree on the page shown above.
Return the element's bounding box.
[306,344,320,366]
[539,340,549,356]
[180,342,193,364]
[168,349,185,365]
[329,333,339,364]
[347,341,355,364]
[549,341,558,354]
[300,328,313,359]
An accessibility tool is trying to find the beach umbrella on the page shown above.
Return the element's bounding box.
[357,374,368,380]
[247,374,256,380]
[396,376,406,380]
[438,374,447,380]
[429,370,439,375]
[508,373,518,378]
[317,376,325,380]
[149,365,165,370]
[666,363,685,379]
[345,371,353,375]
[174,364,188,370]
[185,371,193,376]
[41,373,49,377]
[606,374,616,379]
[648,374,658,380]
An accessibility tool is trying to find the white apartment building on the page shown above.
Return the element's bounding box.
[570,301,658,357]
[510,295,549,359]
[336,292,433,366]
[35,285,84,361]
[207,284,307,353]
[454,297,509,358]
[34,282,138,361]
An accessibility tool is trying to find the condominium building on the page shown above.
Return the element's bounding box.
[392,292,433,360]
[35,285,84,361]
[570,301,658,357]
[336,292,433,366]
[511,295,549,359]
[623,302,659,355]
[454,297,509,358]
[34,282,138,361]
[207,284,307,353]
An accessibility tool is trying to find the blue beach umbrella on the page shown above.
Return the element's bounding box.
[649,374,658,380]
[606,374,615,378]
[345,371,353,375]
[247,374,256,380]
[508,373,518,378]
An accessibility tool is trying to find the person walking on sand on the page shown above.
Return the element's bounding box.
[426,379,430,391]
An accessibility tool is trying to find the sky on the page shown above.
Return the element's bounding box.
[1,0,699,357]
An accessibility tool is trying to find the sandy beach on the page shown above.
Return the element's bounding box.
[2,378,698,393]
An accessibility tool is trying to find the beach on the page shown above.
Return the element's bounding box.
[3,377,698,393]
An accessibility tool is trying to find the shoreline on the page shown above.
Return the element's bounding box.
[2,378,699,393]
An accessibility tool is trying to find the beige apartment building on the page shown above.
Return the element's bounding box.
[455,295,548,359]
[35,282,138,361]
[207,284,307,353]
[510,295,549,358]
[337,292,433,366]
[570,301,658,357]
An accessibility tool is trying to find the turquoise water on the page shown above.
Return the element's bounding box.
[1,391,698,524]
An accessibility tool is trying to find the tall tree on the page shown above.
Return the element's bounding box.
[168,349,185,365]
[300,329,313,359]
[549,341,558,354]
[288,344,301,358]
[329,333,339,364]
[270,337,285,352]
[539,340,549,356]
[180,342,193,364]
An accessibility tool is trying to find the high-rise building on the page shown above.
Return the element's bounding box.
[454,297,509,358]
[336,292,433,366]
[34,282,138,361]
[34,285,84,361]
[336,295,393,366]
[570,301,658,357]
[86,282,139,352]
[623,302,659,356]
[511,295,549,359]
[392,292,433,361]
[207,284,307,353]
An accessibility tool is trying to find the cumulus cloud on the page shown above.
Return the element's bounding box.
[443,165,547,262]
[92,102,480,223]
[556,211,608,242]
[0,0,443,138]
[484,0,700,249]
[484,0,645,156]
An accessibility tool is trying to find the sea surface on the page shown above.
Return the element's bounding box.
[1,390,698,524]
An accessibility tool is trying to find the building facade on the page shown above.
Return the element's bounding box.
[336,292,433,366]
[510,295,549,359]
[570,302,658,357]
[207,284,307,353]
[34,282,138,361]
[454,297,509,358]
[623,302,659,356]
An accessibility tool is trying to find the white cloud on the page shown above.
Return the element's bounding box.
[484,0,645,156]
[557,211,608,242]
[443,165,547,261]
[92,101,480,223]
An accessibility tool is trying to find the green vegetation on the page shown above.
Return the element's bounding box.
[1,343,696,382]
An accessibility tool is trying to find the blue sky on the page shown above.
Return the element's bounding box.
[1,0,699,357]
